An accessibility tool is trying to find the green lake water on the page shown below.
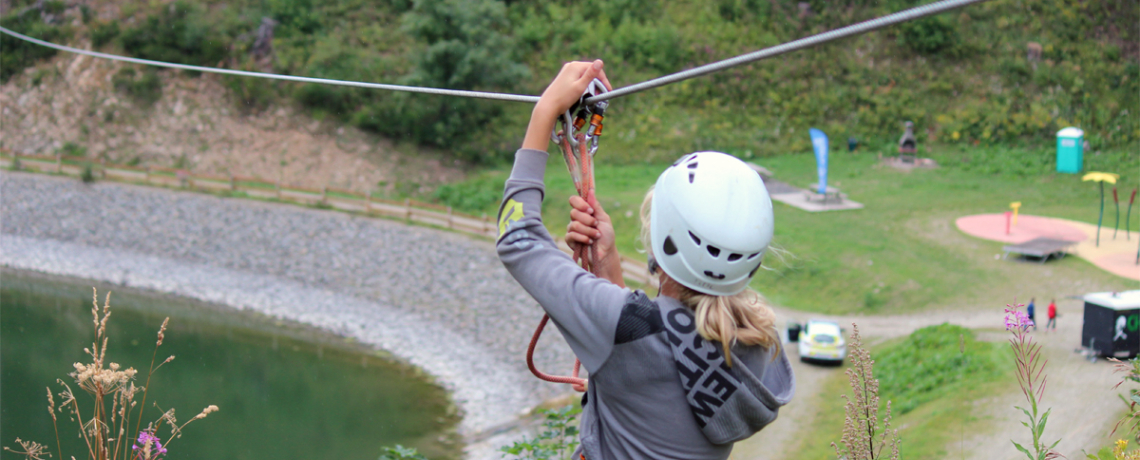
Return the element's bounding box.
[0,270,461,460]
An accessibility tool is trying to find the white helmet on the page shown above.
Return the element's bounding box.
[650,152,774,296]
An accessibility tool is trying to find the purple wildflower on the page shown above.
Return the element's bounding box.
[1005,301,1063,459]
[1003,303,1034,330]
[132,431,167,457]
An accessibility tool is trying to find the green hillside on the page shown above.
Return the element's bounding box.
[3,0,1137,163]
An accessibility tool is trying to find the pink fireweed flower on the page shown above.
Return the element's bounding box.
[132,431,167,457]
[1004,303,1034,330]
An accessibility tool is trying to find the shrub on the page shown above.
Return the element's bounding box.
[379,445,431,460]
[875,323,1002,414]
[717,0,769,22]
[30,68,49,86]
[897,15,959,55]
[89,21,119,48]
[0,7,71,82]
[500,405,582,460]
[80,163,96,183]
[57,142,86,158]
[40,0,65,15]
[607,19,688,72]
[119,1,229,69]
[224,65,277,114]
[266,0,323,36]
[355,0,529,153]
[112,68,163,107]
[79,4,94,23]
[1110,358,1140,443]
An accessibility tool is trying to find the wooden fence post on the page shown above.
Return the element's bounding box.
[229,174,236,191]
[144,166,151,183]
[55,153,62,173]
[321,186,328,205]
[404,198,412,220]
[11,150,20,170]
[447,206,453,229]
[482,213,488,234]
[100,158,106,178]
[365,191,372,213]
[275,179,281,199]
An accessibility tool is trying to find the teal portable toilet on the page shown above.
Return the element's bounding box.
[1056,127,1084,174]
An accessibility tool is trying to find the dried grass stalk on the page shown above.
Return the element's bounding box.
[831,324,901,460]
[5,288,216,460]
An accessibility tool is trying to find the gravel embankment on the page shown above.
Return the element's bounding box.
[0,171,577,458]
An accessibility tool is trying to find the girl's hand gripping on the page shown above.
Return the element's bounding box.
[522,60,612,151]
[565,193,624,288]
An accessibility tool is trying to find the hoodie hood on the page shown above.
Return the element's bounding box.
[657,297,796,444]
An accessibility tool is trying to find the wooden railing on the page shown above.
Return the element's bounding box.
[0,151,657,287]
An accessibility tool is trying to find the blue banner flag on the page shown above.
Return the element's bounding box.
[809,128,829,194]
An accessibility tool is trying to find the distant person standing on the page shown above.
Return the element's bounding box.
[1046,299,1058,331]
[1027,298,1037,331]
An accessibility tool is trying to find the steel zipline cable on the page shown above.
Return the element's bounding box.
[0,26,543,103]
[1,0,987,105]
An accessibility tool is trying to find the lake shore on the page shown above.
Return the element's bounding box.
[0,170,575,459]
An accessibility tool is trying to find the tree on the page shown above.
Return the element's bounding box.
[356,0,529,154]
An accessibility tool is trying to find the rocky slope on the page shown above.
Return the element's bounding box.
[1,44,467,194]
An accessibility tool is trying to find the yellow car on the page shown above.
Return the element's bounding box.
[797,320,847,363]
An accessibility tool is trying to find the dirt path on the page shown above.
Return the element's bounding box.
[732,299,1126,460]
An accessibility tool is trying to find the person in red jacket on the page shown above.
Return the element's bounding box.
[1046,299,1057,331]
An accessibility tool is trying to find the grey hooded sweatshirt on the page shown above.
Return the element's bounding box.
[497,148,795,460]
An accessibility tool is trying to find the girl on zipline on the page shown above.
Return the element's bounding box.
[497,60,794,459]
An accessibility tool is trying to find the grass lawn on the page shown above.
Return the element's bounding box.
[787,324,1013,460]
[436,142,1137,314]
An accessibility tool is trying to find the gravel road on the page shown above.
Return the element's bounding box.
[0,170,577,459]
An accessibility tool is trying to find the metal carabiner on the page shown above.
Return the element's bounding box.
[551,111,578,147]
[550,78,609,153]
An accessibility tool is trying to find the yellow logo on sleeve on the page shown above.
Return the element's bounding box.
[498,199,524,237]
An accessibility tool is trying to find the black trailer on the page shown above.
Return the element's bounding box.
[1082,291,1140,359]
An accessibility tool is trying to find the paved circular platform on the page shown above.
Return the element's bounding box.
[955,213,1088,244]
[956,213,1139,281]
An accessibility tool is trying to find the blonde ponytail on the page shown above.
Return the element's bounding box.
[640,188,780,367]
[676,284,780,367]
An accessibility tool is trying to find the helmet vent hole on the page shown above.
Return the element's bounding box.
[703,270,726,280]
[727,253,742,262]
[747,252,760,260]
[688,231,701,245]
[663,236,678,255]
[707,245,721,257]
[687,162,699,169]
[688,172,695,183]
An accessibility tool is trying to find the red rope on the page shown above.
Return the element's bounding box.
[527,315,587,392]
[525,131,592,393]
